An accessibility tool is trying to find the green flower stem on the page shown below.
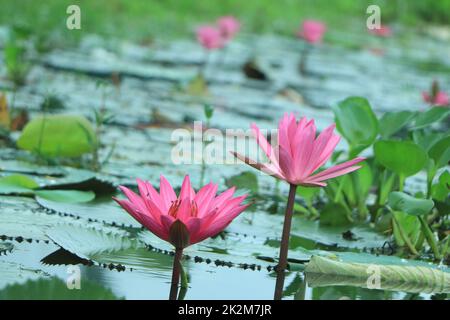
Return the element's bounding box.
[418,216,442,260]
[169,247,183,300]
[398,174,405,192]
[392,213,419,256]
[274,183,297,300]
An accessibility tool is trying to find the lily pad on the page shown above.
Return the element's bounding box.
[17,114,97,157]
[305,255,450,294]
[46,224,138,261]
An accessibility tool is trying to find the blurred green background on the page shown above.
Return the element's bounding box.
[1,0,449,44]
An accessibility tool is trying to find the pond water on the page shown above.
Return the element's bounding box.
[0,26,449,300]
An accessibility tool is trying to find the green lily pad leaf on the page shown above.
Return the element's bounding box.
[0,277,122,300]
[374,140,427,177]
[35,197,141,228]
[413,108,450,130]
[305,255,450,294]
[0,174,38,194]
[428,135,450,169]
[225,171,259,195]
[0,195,125,241]
[46,224,138,261]
[379,111,416,139]
[333,97,378,155]
[388,191,434,216]
[35,190,95,203]
[17,114,97,157]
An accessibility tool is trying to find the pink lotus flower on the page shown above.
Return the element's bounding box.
[196,26,224,50]
[297,20,326,44]
[233,113,365,187]
[217,16,240,41]
[369,25,392,37]
[423,91,449,107]
[114,175,249,249]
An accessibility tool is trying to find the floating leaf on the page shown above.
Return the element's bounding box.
[379,111,416,138]
[36,197,141,228]
[374,140,427,177]
[35,190,95,203]
[17,114,97,157]
[225,171,259,195]
[0,174,38,194]
[333,97,378,155]
[46,224,137,261]
[305,255,450,294]
[388,191,434,216]
[0,277,121,300]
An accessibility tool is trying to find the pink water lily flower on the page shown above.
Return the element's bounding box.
[423,91,449,107]
[114,175,249,249]
[217,16,240,41]
[233,113,365,187]
[297,20,326,44]
[196,26,224,50]
[369,25,392,37]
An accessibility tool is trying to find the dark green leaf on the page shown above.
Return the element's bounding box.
[333,97,378,154]
[374,140,427,177]
[388,191,434,216]
[379,111,416,138]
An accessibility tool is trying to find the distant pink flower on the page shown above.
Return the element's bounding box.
[297,20,326,44]
[196,26,224,50]
[217,16,240,41]
[423,91,449,107]
[114,175,249,249]
[233,113,365,186]
[369,25,392,37]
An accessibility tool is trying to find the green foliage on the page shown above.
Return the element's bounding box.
[431,171,450,202]
[428,135,450,169]
[333,97,378,156]
[225,171,259,195]
[413,108,450,130]
[389,192,434,216]
[379,111,416,139]
[374,140,427,177]
[17,114,97,158]
[0,174,96,203]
